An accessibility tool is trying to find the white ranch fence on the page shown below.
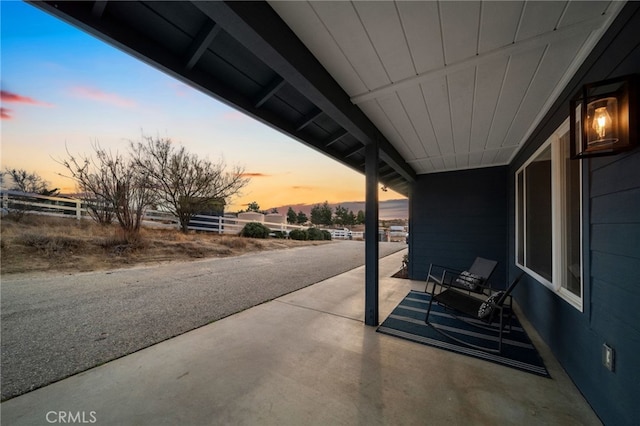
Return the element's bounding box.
[0,190,305,235]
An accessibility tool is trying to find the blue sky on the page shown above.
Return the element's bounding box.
[0,1,406,214]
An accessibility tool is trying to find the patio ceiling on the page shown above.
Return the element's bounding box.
[269,1,624,174]
[29,1,624,195]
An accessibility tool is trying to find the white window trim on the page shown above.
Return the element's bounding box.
[516,118,583,311]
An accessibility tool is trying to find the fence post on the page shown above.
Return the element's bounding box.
[76,200,82,220]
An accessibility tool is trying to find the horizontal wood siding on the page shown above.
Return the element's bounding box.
[409,166,508,289]
[588,150,640,424]
[505,4,640,424]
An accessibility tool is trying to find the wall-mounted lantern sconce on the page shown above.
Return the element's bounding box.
[570,75,637,159]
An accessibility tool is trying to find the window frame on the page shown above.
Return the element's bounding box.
[515,118,583,311]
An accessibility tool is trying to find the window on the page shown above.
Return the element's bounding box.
[516,119,583,310]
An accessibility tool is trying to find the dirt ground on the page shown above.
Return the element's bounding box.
[0,215,332,275]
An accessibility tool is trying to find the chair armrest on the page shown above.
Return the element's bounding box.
[425,264,465,293]
[475,279,494,295]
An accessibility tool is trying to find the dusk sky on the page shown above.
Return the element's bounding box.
[0,1,406,214]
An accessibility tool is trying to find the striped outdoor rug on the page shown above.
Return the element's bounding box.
[377,290,550,377]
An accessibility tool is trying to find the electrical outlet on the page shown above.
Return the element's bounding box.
[603,344,615,372]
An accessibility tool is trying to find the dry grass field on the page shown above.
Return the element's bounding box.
[0,215,331,275]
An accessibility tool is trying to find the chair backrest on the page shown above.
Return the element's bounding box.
[496,273,525,306]
[468,257,498,280]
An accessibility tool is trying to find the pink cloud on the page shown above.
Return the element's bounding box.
[1,90,53,106]
[70,86,137,108]
[168,82,191,98]
[1,107,12,120]
[240,172,270,178]
[222,110,249,121]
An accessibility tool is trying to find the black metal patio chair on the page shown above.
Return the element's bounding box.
[424,273,525,354]
[423,257,498,295]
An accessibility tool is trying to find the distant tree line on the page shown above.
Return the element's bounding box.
[285,201,363,227]
[286,207,308,225]
[237,201,278,215]
[234,200,364,227]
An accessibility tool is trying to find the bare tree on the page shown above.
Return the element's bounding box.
[2,168,60,221]
[59,144,156,243]
[131,135,249,233]
[3,168,59,196]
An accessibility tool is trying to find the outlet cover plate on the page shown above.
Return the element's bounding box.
[603,344,615,372]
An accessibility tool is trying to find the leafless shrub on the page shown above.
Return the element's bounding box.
[59,143,157,243]
[131,135,249,233]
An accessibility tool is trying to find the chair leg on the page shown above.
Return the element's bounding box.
[424,290,435,324]
[498,306,503,354]
[424,272,441,324]
[424,264,435,293]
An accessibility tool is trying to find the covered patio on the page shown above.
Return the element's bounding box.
[21,1,640,423]
[0,250,600,425]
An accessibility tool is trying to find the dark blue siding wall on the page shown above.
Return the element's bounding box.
[588,150,640,424]
[510,152,640,426]
[408,166,508,289]
[507,4,640,425]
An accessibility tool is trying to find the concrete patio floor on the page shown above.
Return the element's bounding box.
[1,250,601,425]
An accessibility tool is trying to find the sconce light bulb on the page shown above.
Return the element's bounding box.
[592,106,611,140]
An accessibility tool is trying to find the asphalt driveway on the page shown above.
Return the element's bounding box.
[1,240,406,401]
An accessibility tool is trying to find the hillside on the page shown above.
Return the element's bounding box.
[269,198,408,220]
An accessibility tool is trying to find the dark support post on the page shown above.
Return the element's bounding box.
[365,141,379,326]
[407,183,413,278]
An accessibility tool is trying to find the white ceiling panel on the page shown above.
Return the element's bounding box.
[495,147,517,164]
[357,99,407,154]
[410,158,431,174]
[270,0,623,175]
[430,156,446,172]
[421,76,455,156]
[481,149,500,166]
[485,46,546,149]
[447,67,475,154]
[353,1,414,83]
[478,1,523,53]
[377,94,424,158]
[308,1,389,91]
[456,154,471,169]
[503,34,587,147]
[396,86,440,157]
[516,1,567,41]
[468,150,485,168]
[470,58,509,152]
[269,1,368,95]
[396,1,444,74]
[442,155,457,170]
[559,1,611,27]
[440,1,481,64]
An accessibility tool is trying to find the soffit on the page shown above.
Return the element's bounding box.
[29,0,417,195]
[269,1,624,174]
